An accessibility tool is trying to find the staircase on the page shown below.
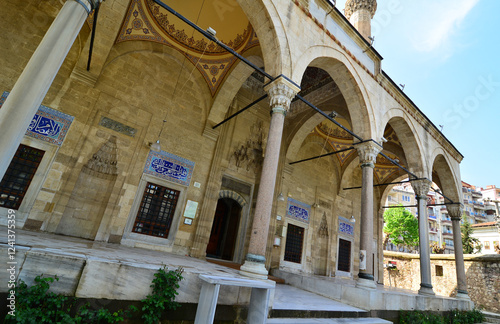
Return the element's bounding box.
[269,284,392,324]
[206,260,392,323]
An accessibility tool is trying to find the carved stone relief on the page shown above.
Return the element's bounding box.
[231,121,264,173]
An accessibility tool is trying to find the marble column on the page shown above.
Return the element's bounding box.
[447,204,470,300]
[0,0,95,180]
[354,141,381,288]
[411,179,434,296]
[240,77,299,279]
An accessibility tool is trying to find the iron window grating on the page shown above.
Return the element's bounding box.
[337,238,351,272]
[284,223,304,263]
[133,182,180,238]
[0,144,45,210]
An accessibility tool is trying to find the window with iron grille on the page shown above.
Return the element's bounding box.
[0,144,45,210]
[284,223,304,263]
[132,182,180,238]
[337,238,351,272]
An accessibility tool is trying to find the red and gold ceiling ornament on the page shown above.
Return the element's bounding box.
[373,153,402,184]
[116,0,259,96]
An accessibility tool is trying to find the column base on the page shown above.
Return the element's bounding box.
[455,290,471,301]
[356,277,377,289]
[418,284,435,296]
[240,259,268,280]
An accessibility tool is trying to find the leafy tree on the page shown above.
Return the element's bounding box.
[430,242,446,254]
[461,219,482,254]
[383,205,419,251]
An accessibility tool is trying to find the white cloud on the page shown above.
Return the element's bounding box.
[411,0,479,54]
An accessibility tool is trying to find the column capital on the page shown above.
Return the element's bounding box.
[263,76,300,116]
[447,204,464,220]
[410,179,432,199]
[345,0,377,19]
[354,141,382,167]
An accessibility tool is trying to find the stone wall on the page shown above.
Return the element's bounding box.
[383,251,500,313]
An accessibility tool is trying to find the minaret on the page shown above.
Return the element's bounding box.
[345,0,377,42]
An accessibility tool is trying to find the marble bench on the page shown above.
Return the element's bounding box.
[194,274,276,324]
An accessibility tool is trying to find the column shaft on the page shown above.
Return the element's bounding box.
[448,204,469,299]
[359,162,375,279]
[240,77,299,279]
[411,179,434,295]
[451,217,467,293]
[246,111,285,257]
[417,195,433,293]
[354,141,381,288]
[0,0,91,179]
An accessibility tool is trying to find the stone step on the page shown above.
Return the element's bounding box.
[483,311,500,323]
[270,309,369,319]
[267,318,393,323]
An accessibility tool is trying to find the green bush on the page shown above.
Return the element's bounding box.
[140,266,184,324]
[400,309,485,324]
[450,309,485,323]
[400,310,445,324]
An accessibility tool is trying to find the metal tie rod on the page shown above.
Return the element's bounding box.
[295,94,363,142]
[153,0,274,81]
[290,147,355,165]
[212,94,268,129]
[343,177,427,190]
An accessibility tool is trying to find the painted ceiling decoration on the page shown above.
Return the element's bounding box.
[116,0,259,96]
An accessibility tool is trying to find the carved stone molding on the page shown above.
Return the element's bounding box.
[83,136,118,175]
[355,141,381,167]
[410,179,432,199]
[345,0,377,19]
[318,212,329,237]
[263,77,300,115]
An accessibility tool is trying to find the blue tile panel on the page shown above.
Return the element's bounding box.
[338,216,354,236]
[0,91,74,146]
[286,198,311,224]
[144,150,195,187]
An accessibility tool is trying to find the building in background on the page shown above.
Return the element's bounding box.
[384,180,494,255]
[471,222,500,254]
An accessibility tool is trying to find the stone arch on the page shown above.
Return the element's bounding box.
[429,150,462,204]
[99,43,211,116]
[218,189,247,207]
[379,108,427,177]
[206,55,265,126]
[235,0,291,77]
[290,46,374,139]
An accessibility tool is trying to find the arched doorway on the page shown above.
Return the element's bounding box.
[206,198,242,260]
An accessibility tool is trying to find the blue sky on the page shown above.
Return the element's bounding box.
[335,0,500,188]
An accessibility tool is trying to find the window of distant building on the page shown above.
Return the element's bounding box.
[0,144,45,210]
[132,182,180,238]
[284,223,305,263]
[484,241,490,250]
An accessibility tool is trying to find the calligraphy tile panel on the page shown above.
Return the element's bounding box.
[0,91,74,146]
[286,198,311,224]
[338,216,354,236]
[144,150,195,187]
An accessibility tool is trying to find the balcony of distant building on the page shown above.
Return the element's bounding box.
[442,229,454,238]
[441,216,452,224]
[471,189,483,199]
[429,226,438,234]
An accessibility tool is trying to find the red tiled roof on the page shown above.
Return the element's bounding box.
[471,221,497,227]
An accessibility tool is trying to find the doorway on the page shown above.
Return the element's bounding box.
[206,198,242,260]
